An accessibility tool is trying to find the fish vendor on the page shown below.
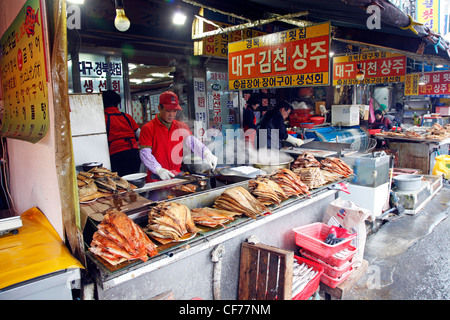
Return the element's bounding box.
[256,100,305,150]
[139,91,218,181]
[103,90,141,177]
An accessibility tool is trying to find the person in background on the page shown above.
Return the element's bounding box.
[139,91,218,181]
[371,109,392,131]
[243,94,260,132]
[256,100,304,150]
[243,94,261,149]
[102,90,141,177]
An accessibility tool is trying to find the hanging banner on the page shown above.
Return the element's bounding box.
[416,0,440,33]
[193,77,207,142]
[332,52,406,86]
[228,22,331,90]
[405,71,450,96]
[0,0,49,143]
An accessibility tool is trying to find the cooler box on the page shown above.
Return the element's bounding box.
[331,105,360,126]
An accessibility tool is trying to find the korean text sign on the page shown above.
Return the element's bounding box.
[332,52,406,86]
[0,0,49,143]
[228,22,330,90]
[405,71,450,96]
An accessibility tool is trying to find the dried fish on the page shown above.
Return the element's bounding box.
[291,260,318,298]
[147,202,198,240]
[89,209,158,266]
[213,186,267,219]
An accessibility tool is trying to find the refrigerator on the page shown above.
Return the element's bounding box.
[69,93,111,171]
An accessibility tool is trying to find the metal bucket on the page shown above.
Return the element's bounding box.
[393,174,423,191]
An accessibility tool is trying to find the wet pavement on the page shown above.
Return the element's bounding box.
[343,183,450,300]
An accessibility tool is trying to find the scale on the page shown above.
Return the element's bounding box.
[0,209,22,236]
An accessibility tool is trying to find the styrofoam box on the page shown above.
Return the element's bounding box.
[331,105,360,126]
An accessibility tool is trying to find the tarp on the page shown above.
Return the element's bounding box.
[0,207,83,290]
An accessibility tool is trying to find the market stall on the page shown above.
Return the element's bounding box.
[373,124,450,174]
[76,152,356,300]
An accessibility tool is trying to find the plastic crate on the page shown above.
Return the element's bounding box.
[301,250,354,278]
[293,223,356,258]
[320,268,353,288]
[300,245,356,268]
[292,256,324,300]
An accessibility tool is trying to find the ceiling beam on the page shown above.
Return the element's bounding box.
[191,11,310,40]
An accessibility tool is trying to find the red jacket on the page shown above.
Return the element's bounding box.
[139,116,191,174]
[104,106,139,155]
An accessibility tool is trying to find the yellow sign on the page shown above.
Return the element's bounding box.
[0,0,49,143]
[193,20,266,58]
[416,0,439,33]
[228,22,330,90]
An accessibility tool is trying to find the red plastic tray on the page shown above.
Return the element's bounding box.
[300,245,356,268]
[301,250,354,278]
[293,223,356,258]
[292,256,324,300]
[320,268,353,288]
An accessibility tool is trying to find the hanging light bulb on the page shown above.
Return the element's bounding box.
[173,12,187,25]
[114,0,130,32]
[355,63,365,81]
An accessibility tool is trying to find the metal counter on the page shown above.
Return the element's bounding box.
[84,178,344,300]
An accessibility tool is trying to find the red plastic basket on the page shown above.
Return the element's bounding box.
[320,268,353,288]
[301,250,354,278]
[300,245,356,268]
[292,256,324,300]
[293,223,356,258]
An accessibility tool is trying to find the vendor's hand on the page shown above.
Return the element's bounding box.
[286,134,304,147]
[156,167,175,180]
[204,151,218,170]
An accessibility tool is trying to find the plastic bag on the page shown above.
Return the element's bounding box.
[432,155,450,179]
[322,198,371,264]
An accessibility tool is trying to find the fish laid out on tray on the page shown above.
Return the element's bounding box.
[248,177,288,206]
[292,259,318,298]
[291,152,321,169]
[191,207,240,228]
[77,167,136,202]
[172,183,198,193]
[292,167,326,189]
[320,157,354,178]
[89,209,158,266]
[213,186,267,219]
[147,202,199,241]
[269,168,310,197]
[319,169,342,184]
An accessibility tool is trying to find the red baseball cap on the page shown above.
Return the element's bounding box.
[159,91,182,110]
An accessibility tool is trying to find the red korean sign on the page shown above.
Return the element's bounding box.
[405,71,450,96]
[332,52,406,86]
[228,22,330,90]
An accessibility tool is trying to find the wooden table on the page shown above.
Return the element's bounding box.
[320,259,369,300]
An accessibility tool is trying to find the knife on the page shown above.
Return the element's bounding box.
[302,138,315,144]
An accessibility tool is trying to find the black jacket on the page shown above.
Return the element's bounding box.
[256,109,288,149]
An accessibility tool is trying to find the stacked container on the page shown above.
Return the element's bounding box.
[293,223,357,288]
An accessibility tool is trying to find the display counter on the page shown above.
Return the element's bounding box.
[82,177,348,300]
[374,134,450,174]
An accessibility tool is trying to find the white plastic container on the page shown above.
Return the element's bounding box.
[331,105,360,126]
